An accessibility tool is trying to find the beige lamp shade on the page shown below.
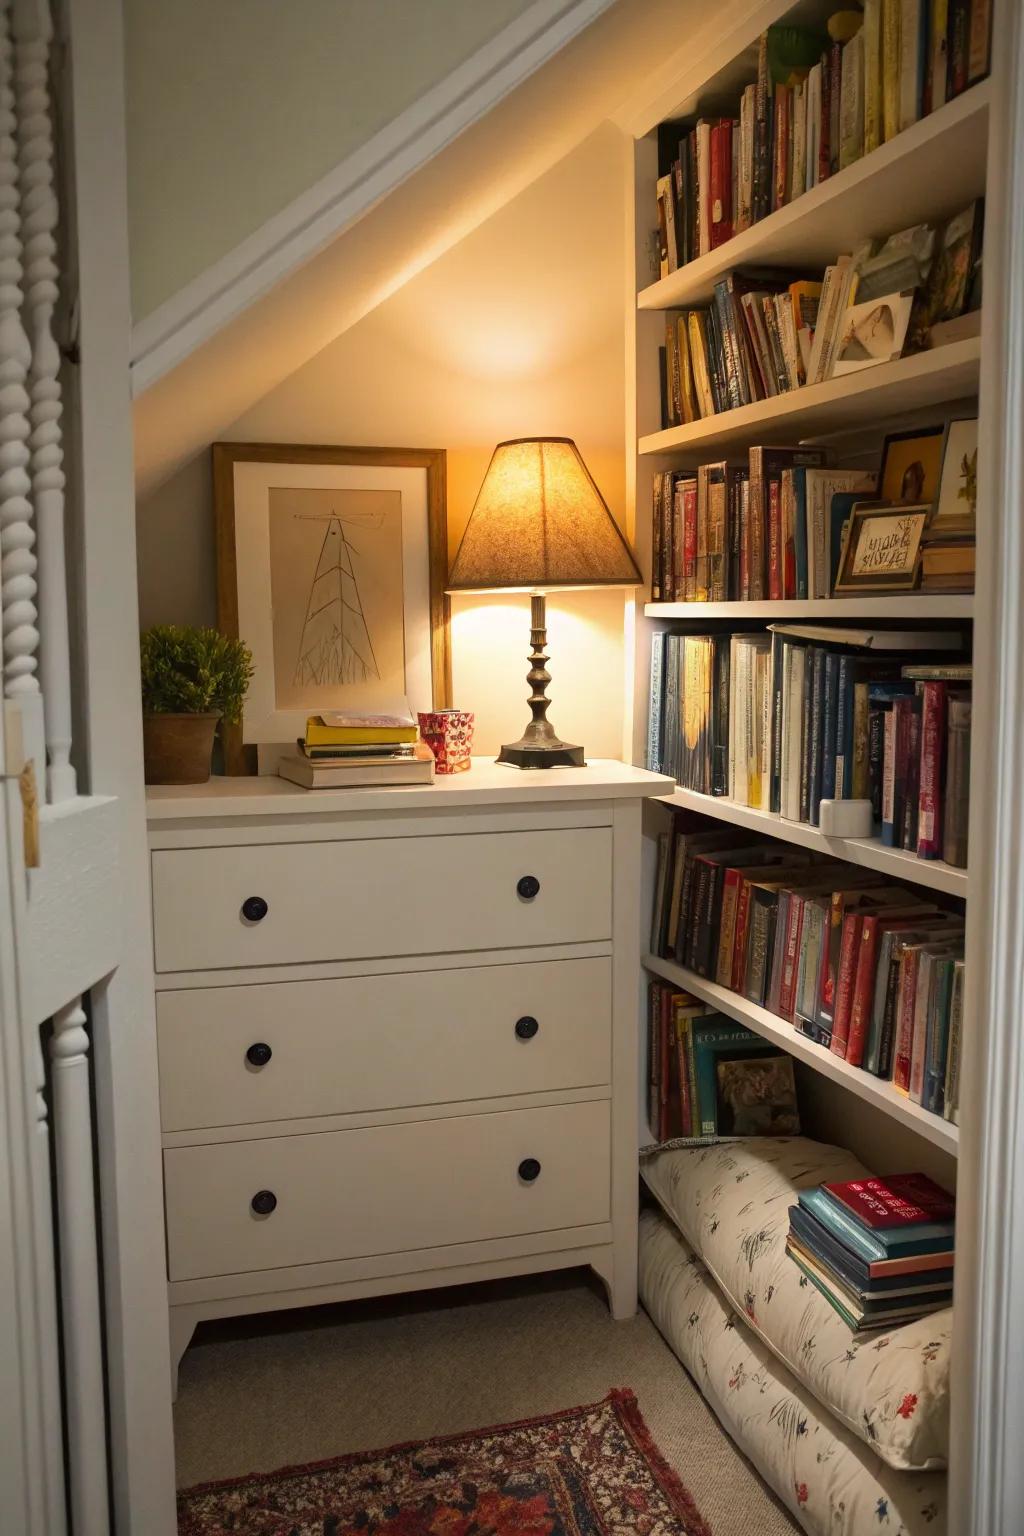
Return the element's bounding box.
[447,437,642,592]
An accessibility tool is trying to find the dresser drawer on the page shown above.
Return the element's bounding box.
[163,1100,610,1281]
[151,828,611,973]
[158,958,611,1131]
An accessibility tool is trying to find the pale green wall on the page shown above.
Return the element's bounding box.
[125,0,538,322]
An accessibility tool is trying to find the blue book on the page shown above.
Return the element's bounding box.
[647,632,666,772]
[793,466,809,600]
[807,647,827,825]
[821,651,840,802]
[799,1187,955,1259]
[769,629,785,813]
[834,653,856,798]
[924,953,960,1114]
[790,1205,955,1286]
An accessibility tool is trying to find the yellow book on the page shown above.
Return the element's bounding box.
[305,712,418,747]
[881,0,901,142]
[863,0,883,153]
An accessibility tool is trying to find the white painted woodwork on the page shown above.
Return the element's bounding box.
[27,1029,65,1530]
[61,0,178,1526]
[164,1098,610,1283]
[151,827,613,973]
[0,0,42,773]
[157,956,612,1131]
[49,998,108,1536]
[659,786,969,897]
[13,0,74,802]
[639,338,981,456]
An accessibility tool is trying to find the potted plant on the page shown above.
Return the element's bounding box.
[140,625,254,784]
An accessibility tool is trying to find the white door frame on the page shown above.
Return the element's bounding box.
[60,0,177,1528]
[949,0,1024,1529]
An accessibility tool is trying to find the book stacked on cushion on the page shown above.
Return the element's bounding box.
[787,1172,955,1332]
[277,710,435,788]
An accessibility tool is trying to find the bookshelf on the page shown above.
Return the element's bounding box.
[639,336,981,455]
[643,951,959,1156]
[624,0,985,1173]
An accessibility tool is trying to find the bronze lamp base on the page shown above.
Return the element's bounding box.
[497,592,585,770]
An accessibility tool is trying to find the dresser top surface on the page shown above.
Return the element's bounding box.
[145,757,673,823]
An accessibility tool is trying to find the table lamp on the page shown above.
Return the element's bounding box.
[447,437,642,768]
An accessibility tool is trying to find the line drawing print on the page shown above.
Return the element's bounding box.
[293,509,383,687]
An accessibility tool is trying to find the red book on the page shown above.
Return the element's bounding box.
[823,1174,956,1228]
[709,119,734,248]
[772,85,790,211]
[731,875,755,992]
[830,912,863,1057]
[778,892,806,1021]
[846,915,883,1065]
[675,1014,692,1137]
[917,681,947,859]
[781,470,796,599]
[818,48,832,183]
[892,944,921,1092]
[767,477,782,600]
[682,479,698,600]
[828,42,842,175]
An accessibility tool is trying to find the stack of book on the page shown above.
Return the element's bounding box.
[647,984,799,1142]
[277,710,435,788]
[787,1173,955,1332]
[655,14,990,281]
[649,821,966,1124]
[647,630,971,868]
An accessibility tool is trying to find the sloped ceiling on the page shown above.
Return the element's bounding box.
[133,0,698,497]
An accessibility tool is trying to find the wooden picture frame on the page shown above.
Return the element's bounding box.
[879,425,945,505]
[833,502,930,593]
[214,443,451,774]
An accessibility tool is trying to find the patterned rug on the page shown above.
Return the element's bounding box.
[177,1388,713,1535]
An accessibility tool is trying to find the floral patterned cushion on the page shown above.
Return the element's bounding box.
[641,1137,951,1472]
[639,1206,947,1536]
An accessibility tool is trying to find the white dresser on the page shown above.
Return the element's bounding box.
[146,759,671,1390]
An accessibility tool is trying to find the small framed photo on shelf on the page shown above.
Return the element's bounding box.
[833,502,930,593]
[213,442,451,774]
[934,416,979,532]
[879,425,945,504]
[832,290,915,376]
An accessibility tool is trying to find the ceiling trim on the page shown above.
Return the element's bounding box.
[129,0,614,397]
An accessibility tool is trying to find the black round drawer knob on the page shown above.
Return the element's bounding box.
[514,1016,539,1041]
[241,895,269,923]
[246,1042,273,1067]
[250,1189,277,1216]
[518,1158,542,1183]
[516,875,541,900]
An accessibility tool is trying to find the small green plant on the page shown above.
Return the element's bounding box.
[140,625,254,723]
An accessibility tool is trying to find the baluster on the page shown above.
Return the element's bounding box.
[13,0,72,800]
[29,1028,67,1534]
[0,0,42,773]
[49,998,109,1536]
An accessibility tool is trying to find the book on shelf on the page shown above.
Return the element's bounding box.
[649,10,990,291]
[647,804,967,1124]
[823,1172,956,1227]
[278,742,436,789]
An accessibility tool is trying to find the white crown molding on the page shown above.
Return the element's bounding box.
[129,0,613,396]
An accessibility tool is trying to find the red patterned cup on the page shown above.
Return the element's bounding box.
[418,709,474,774]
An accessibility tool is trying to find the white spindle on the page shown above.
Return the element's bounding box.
[30,1030,67,1535]
[49,997,109,1536]
[0,0,42,773]
[13,0,73,801]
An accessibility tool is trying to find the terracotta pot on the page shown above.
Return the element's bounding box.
[143,712,220,785]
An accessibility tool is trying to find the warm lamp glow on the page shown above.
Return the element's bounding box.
[447,437,642,592]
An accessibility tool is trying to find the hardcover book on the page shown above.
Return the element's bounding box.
[823,1173,956,1228]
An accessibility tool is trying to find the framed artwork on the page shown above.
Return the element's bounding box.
[834,502,930,593]
[214,443,451,774]
[934,416,979,531]
[880,425,945,504]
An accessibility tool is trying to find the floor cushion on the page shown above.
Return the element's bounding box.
[641,1137,951,1472]
[640,1206,947,1536]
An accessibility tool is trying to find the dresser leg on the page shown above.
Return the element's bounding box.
[168,1308,198,1402]
[592,1249,638,1321]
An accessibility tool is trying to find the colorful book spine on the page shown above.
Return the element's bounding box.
[917,681,947,858]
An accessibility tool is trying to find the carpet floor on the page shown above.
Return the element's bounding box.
[173,1269,799,1535]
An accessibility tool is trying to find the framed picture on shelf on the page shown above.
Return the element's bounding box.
[213,442,451,774]
[833,502,930,593]
[879,424,946,504]
[934,417,979,532]
[832,290,915,376]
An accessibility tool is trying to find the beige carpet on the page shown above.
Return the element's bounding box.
[173,1268,798,1534]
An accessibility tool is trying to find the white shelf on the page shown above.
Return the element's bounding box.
[645,595,974,620]
[639,84,990,313]
[639,338,981,456]
[655,785,968,896]
[643,951,959,1155]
